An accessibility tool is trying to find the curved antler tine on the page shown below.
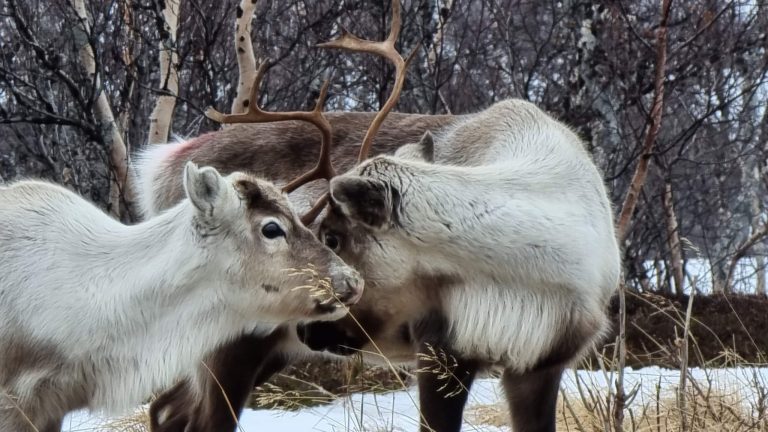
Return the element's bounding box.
[356,43,420,162]
[300,193,330,226]
[313,79,330,113]
[281,78,334,194]
[246,62,270,115]
[386,0,401,44]
[317,1,411,163]
[317,1,401,53]
[312,80,335,179]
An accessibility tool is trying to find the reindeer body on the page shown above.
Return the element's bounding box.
[0,166,361,432]
[138,102,620,432]
[323,99,618,369]
[135,112,458,219]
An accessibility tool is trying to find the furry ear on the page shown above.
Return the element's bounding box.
[394,131,435,162]
[183,162,228,216]
[416,131,435,162]
[234,179,265,209]
[330,176,392,229]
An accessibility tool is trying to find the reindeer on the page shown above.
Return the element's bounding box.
[0,162,362,432]
[137,2,621,431]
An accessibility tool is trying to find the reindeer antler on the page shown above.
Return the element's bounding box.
[318,0,417,163]
[296,0,415,225]
[207,1,414,226]
[206,66,335,199]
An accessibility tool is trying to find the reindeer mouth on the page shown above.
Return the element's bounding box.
[287,266,360,315]
[314,298,345,314]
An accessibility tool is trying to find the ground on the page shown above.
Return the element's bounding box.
[60,292,768,431]
[259,291,768,399]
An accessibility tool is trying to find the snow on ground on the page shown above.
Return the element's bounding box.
[61,366,768,432]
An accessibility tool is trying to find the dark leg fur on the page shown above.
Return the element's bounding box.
[502,365,564,432]
[149,329,290,432]
[149,380,189,432]
[189,352,288,432]
[411,310,479,432]
[40,418,63,432]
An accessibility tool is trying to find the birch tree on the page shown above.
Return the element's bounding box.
[148,0,181,144]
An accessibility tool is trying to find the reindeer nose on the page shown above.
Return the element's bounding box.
[333,268,364,306]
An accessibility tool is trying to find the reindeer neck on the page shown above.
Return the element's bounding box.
[86,202,209,298]
[74,200,261,412]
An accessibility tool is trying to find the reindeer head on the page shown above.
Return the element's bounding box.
[310,148,453,361]
[318,158,440,283]
[317,129,439,281]
[182,162,363,323]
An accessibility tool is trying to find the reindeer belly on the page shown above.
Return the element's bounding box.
[444,282,604,371]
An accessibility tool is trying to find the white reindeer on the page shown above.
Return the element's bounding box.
[0,162,362,432]
[310,99,621,431]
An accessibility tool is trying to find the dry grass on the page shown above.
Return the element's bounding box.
[464,377,768,432]
[97,410,149,432]
[562,378,767,432]
[47,283,768,431]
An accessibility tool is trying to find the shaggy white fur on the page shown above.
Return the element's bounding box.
[0,163,360,432]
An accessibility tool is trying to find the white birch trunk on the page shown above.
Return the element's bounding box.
[70,0,132,217]
[148,0,181,144]
[231,0,260,115]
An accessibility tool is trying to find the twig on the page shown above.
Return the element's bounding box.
[613,281,627,432]
[677,277,696,432]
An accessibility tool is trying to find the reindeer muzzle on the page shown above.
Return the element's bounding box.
[332,268,364,306]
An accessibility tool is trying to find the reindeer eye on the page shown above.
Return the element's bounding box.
[261,222,285,239]
[324,233,340,251]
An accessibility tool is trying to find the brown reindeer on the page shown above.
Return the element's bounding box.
[137,2,620,432]
[136,115,458,432]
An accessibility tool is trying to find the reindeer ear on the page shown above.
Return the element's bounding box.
[330,176,392,229]
[183,162,228,216]
[394,131,435,162]
[416,131,435,162]
[234,178,266,209]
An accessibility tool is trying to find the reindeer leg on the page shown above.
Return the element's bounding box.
[150,328,290,432]
[40,417,63,432]
[149,380,190,432]
[411,310,479,432]
[501,365,564,432]
[190,350,289,432]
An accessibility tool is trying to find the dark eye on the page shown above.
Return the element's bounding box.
[324,233,340,251]
[261,222,285,239]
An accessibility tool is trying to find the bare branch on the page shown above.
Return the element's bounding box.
[616,0,674,241]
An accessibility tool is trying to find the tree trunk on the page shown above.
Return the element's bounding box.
[615,0,673,241]
[118,0,138,138]
[426,0,454,114]
[662,182,684,297]
[613,2,673,431]
[230,0,260,115]
[70,0,133,218]
[752,202,766,295]
[148,0,181,144]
